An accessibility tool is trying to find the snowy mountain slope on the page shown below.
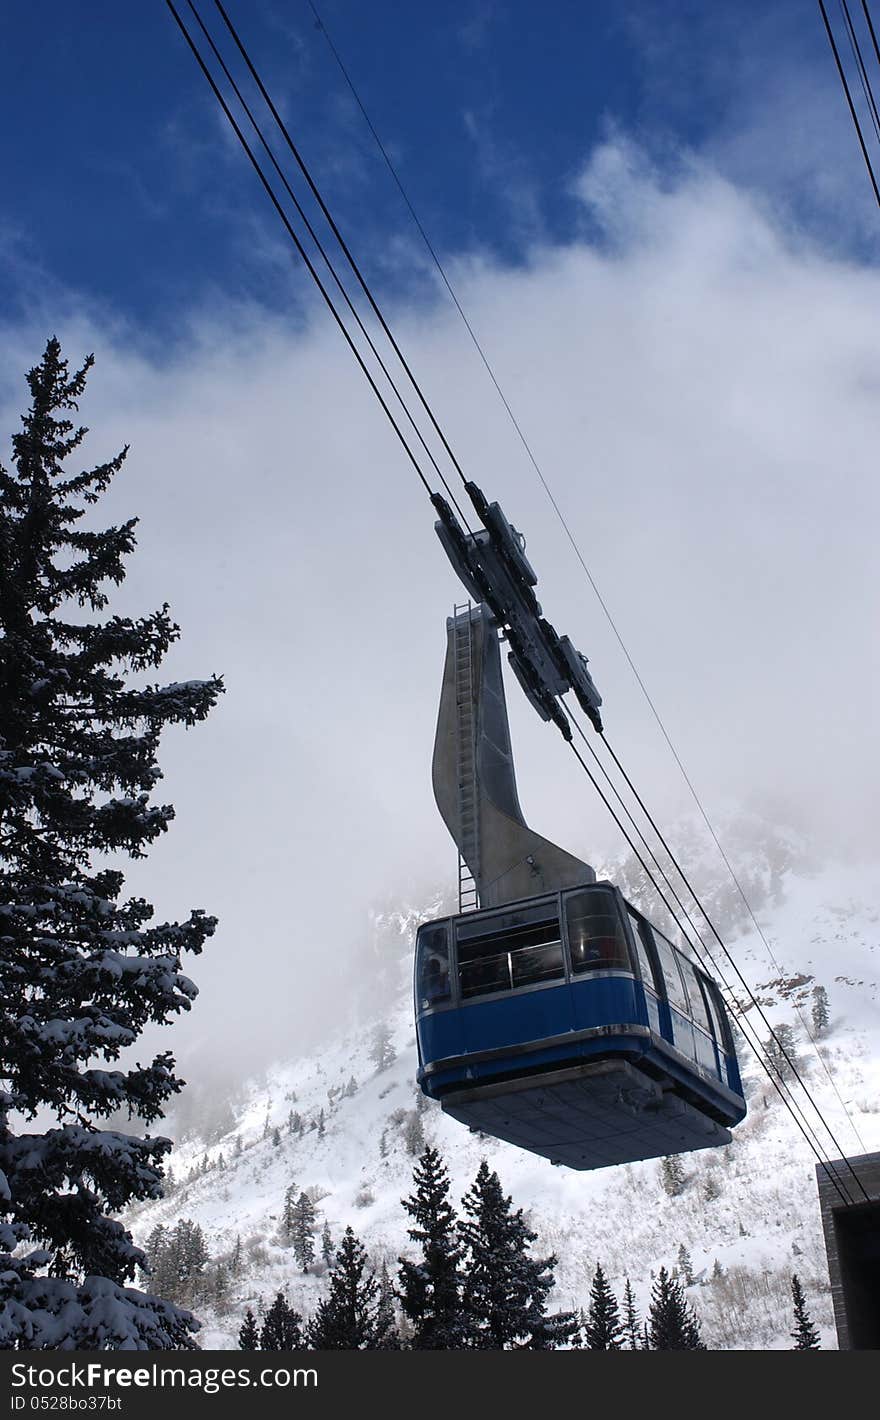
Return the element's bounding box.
[126,858,880,1350]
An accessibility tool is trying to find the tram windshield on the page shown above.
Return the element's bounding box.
[566,888,631,973]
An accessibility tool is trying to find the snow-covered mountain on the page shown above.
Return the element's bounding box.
[126,845,880,1350]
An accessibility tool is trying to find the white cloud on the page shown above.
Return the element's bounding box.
[2,136,878,1075]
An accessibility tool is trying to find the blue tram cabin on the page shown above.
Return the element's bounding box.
[415,882,746,1170]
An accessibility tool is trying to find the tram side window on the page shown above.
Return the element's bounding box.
[627,912,658,991]
[649,930,689,1013]
[678,958,712,1033]
[457,914,564,1000]
[566,890,631,974]
[416,923,451,1008]
[704,980,734,1053]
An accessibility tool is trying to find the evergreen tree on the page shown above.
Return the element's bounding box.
[811,986,830,1036]
[230,1234,243,1277]
[290,1192,317,1273]
[170,1219,209,1305]
[144,1219,209,1307]
[141,1225,174,1300]
[317,1108,325,1139]
[622,1278,641,1350]
[260,1291,303,1350]
[210,1260,229,1311]
[271,1127,281,1148]
[647,1267,705,1349]
[307,1226,396,1349]
[321,1221,335,1267]
[0,340,222,1347]
[282,1181,298,1243]
[238,1308,260,1351]
[458,1162,577,1349]
[376,1260,401,1350]
[403,1110,426,1157]
[676,1244,695,1286]
[765,1023,799,1082]
[583,1263,622,1349]
[703,1173,723,1202]
[790,1274,820,1349]
[659,1155,686,1196]
[370,1022,396,1072]
[398,1145,465,1349]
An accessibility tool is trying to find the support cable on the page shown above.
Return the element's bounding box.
[819,0,880,207]
[183,0,474,530]
[839,0,880,144]
[213,0,481,515]
[862,0,880,70]
[166,0,466,519]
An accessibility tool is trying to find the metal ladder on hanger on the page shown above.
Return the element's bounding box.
[452,602,480,914]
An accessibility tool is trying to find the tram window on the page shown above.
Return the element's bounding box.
[459,948,512,999]
[566,890,630,974]
[510,937,564,989]
[416,923,451,1009]
[704,980,734,1053]
[457,913,563,1000]
[650,931,689,1012]
[678,957,712,1032]
[627,911,658,991]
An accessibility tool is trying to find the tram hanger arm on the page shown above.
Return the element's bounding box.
[430,482,603,734]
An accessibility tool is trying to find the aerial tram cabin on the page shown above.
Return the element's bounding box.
[415,882,745,1170]
[416,487,746,1170]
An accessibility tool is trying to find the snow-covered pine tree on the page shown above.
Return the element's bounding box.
[370,1022,396,1072]
[583,1263,622,1350]
[403,1109,425,1158]
[140,1225,173,1301]
[398,1145,465,1349]
[238,1308,260,1350]
[659,1155,686,1197]
[307,1227,397,1349]
[230,1234,243,1277]
[676,1243,695,1286]
[622,1278,641,1350]
[282,1181,298,1243]
[320,1221,334,1267]
[765,1022,799,1082]
[811,985,830,1036]
[647,1266,705,1349]
[703,1172,723,1202]
[0,340,222,1349]
[376,1260,401,1350]
[790,1274,820,1349]
[260,1292,303,1350]
[290,1192,317,1273]
[458,1161,577,1350]
[172,1220,209,1306]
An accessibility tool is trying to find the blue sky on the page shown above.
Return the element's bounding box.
[2,0,876,344]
